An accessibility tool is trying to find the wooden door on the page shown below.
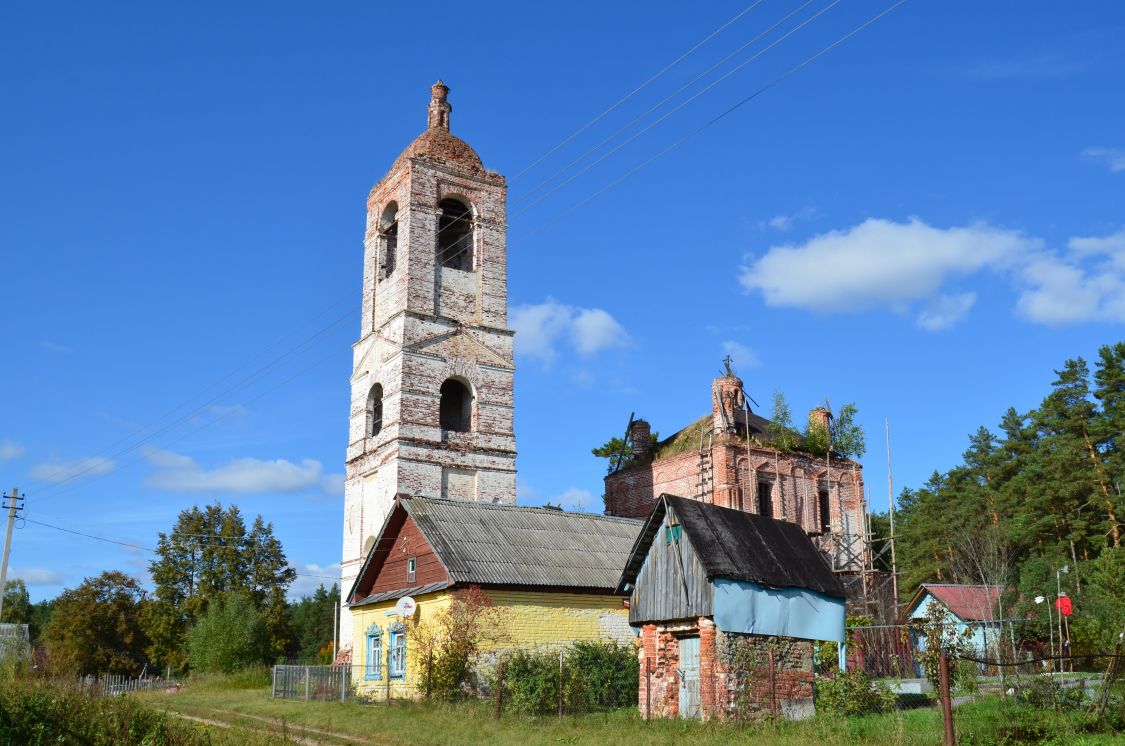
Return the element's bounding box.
[678,636,701,718]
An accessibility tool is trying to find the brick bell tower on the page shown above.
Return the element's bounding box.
[339,82,516,650]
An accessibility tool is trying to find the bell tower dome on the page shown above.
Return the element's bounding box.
[340,82,516,650]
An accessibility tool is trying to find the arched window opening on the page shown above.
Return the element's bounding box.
[439,378,472,432]
[381,203,398,278]
[818,486,832,533]
[757,479,773,517]
[436,198,473,271]
[367,384,384,437]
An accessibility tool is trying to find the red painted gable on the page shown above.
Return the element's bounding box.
[351,509,451,604]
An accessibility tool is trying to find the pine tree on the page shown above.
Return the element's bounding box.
[146,502,296,669]
[766,390,801,452]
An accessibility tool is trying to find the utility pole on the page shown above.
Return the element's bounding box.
[885,420,900,613]
[0,487,24,623]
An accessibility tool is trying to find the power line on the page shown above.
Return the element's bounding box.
[32,345,343,505]
[512,0,766,180]
[21,518,340,580]
[25,6,800,492]
[517,0,911,241]
[513,0,812,205]
[511,0,844,219]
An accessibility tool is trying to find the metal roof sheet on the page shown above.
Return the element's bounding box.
[917,584,1004,622]
[348,580,453,608]
[403,497,643,590]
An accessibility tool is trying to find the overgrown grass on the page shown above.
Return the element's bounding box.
[141,675,1125,745]
[0,664,282,745]
[186,664,273,692]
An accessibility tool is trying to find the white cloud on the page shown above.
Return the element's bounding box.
[319,473,345,498]
[1082,147,1125,173]
[0,439,25,462]
[30,457,114,484]
[1013,234,1125,325]
[571,309,629,355]
[739,218,1035,314]
[760,206,818,232]
[511,298,630,364]
[549,487,600,512]
[146,449,324,494]
[721,341,761,370]
[11,567,65,586]
[740,218,1125,329]
[288,562,341,600]
[516,478,541,504]
[915,293,977,331]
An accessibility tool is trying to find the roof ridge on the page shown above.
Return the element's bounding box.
[404,495,643,523]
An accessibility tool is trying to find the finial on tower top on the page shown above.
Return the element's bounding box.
[428,80,452,131]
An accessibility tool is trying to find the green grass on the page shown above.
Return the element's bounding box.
[139,679,1125,745]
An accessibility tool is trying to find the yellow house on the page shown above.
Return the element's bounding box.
[345,496,642,699]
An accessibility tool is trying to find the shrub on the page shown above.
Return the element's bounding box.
[187,593,270,674]
[500,641,637,715]
[410,586,510,700]
[816,670,897,716]
[0,673,280,744]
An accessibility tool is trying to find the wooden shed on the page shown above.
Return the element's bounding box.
[619,494,847,720]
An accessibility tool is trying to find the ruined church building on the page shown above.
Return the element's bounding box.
[340,83,873,651]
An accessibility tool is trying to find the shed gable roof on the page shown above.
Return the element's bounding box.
[619,494,846,599]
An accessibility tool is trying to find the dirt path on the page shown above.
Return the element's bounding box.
[167,706,372,745]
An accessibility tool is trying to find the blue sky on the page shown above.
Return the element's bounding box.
[2,2,1123,602]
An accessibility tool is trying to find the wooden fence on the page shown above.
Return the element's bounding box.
[81,674,181,696]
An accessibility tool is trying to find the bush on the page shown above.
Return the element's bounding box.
[500,641,638,715]
[0,671,280,745]
[187,593,270,674]
[1015,676,1085,711]
[815,670,897,716]
[187,663,272,691]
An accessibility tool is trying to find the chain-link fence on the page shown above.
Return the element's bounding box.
[944,650,1125,744]
[272,640,638,717]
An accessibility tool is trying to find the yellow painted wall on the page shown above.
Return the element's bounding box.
[349,589,632,699]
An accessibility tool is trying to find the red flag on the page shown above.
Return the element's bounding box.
[1055,595,1073,617]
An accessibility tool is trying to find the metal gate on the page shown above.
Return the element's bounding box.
[678,636,701,718]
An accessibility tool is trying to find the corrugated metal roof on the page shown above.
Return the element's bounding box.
[919,584,1004,622]
[403,497,642,590]
[349,580,453,608]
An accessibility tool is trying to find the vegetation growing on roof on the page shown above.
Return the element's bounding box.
[651,415,712,461]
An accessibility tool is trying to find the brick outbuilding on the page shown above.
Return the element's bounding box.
[619,495,847,720]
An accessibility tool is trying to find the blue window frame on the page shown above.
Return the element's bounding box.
[390,622,406,679]
[364,626,382,680]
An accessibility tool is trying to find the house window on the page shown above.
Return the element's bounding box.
[819,488,832,532]
[758,480,773,517]
[436,198,473,270]
[367,383,384,437]
[439,378,472,432]
[665,524,681,544]
[365,626,382,680]
[389,623,406,679]
[406,557,416,584]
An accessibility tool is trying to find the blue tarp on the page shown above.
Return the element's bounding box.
[712,578,846,644]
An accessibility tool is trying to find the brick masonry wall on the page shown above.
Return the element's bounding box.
[637,617,815,721]
[341,90,517,651]
[604,377,869,578]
